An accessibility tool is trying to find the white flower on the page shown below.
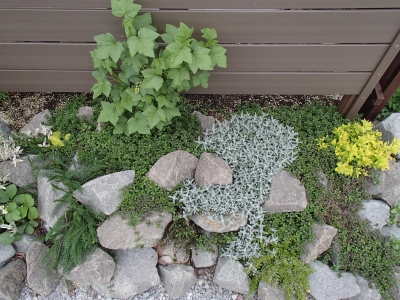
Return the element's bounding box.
[0,205,6,214]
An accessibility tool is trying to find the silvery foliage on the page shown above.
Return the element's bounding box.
[172,113,299,260]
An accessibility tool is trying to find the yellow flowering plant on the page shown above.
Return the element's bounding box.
[317,119,400,177]
[49,131,71,147]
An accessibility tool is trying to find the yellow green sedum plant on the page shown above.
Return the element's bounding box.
[317,119,400,177]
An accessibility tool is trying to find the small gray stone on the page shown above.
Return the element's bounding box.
[0,243,15,268]
[191,214,247,233]
[73,170,135,215]
[20,110,51,134]
[358,199,390,230]
[315,169,328,190]
[263,170,307,213]
[213,257,250,295]
[376,113,400,159]
[159,241,189,264]
[0,155,46,188]
[330,237,341,268]
[97,211,172,250]
[0,120,11,138]
[192,111,216,131]
[301,223,338,264]
[158,264,197,299]
[381,225,400,239]
[0,259,26,300]
[308,261,360,300]
[348,275,381,300]
[195,153,233,187]
[66,248,115,287]
[26,242,62,297]
[191,244,218,268]
[13,234,36,253]
[146,150,198,191]
[76,106,94,122]
[257,281,287,300]
[93,248,159,299]
[37,175,69,231]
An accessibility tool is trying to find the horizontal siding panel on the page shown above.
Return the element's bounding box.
[0,70,370,94]
[2,0,400,9]
[1,10,399,43]
[0,43,388,72]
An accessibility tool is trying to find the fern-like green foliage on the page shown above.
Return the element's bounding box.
[43,200,105,275]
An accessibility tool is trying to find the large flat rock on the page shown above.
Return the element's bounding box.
[213,257,250,295]
[191,213,247,233]
[158,264,197,299]
[0,259,26,300]
[194,152,233,187]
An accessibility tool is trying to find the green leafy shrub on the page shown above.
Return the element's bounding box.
[317,120,400,177]
[377,88,400,120]
[44,200,105,274]
[388,202,400,226]
[91,0,227,135]
[0,184,39,244]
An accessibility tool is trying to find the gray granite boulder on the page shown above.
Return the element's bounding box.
[66,248,115,287]
[20,110,51,134]
[380,225,400,239]
[0,120,11,138]
[158,264,197,299]
[191,213,247,233]
[76,106,94,122]
[0,243,15,268]
[358,199,390,230]
[0,155,46,188]
[93,248,159,299]
[13,234,36,253]
[308,261,360,300]
[0,259,26,300]
[37,175,69,231]
[376,113,400,159]
[159,241,189,264]
[26,242,62,297]
[73,170,135,215]
[263,170,307,213]
[192,111,216,131]
[97,211,172,250]
[213,257,250,295]
[146,150,198,191]
[195,153,233,187]
[301,223,338,264]
[191,244,218,268]
[258,281,288,300]
[348,275,381,300]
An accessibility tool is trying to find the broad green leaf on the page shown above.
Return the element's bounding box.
[127,112,151,135]
[192,71,210,88]
[93,33,124,63]
[18,223,27,233]
[127,28,159,58]
[165,42,192,68]
[0,232,14,244]
[189,46,212,73]
[201,28,218,40]
[29,220,39,227]
[5,213,13,224]
[28,207,38,220]
[177,80,192,92]
[92,69,108,82]
[118,72,130,84]
[122,19,136,37]
[155,121,165,131]
[11,210,21,221]
[5,184,17,199]
[91,80,112,99]
[12,233,22,243]
[123,54,148,73]
[176,22,194,43]
[98,102,119,125]
[143,105,166,129]
[161,24,179,44]
[18,206,28,218]
[164,106,181,120]
[0,190,9,203]
[25,224,34,234]
[111,0,141,19]
[151,58,166,75]
[156,95,173,108]
[114,100,126,115]
[141,69,163,91]
[167,66,190,88]
[210,45,227,68]
[23,194,35,207]
[133,12,156,31]
[141,94,154,105]
[101,59,117,74]
[7,202,17,211]
[110,86,123,102]
[113,116,129,135]
[120,88,142,112]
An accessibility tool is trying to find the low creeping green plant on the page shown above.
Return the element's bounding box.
[91,0,227,135]
[0,184,39,244]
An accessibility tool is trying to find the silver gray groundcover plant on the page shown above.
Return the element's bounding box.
[172,113,299,260]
